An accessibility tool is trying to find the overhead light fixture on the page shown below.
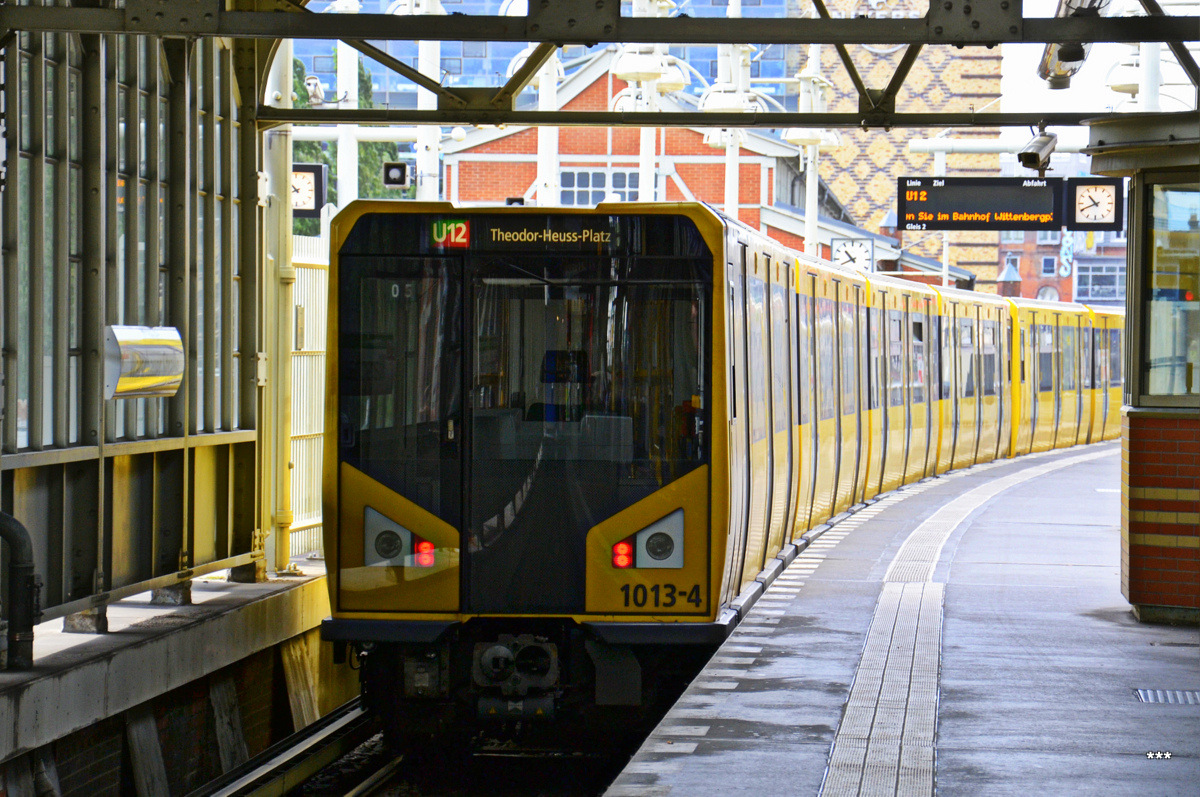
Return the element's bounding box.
[656,57,689,94]
[612,46,666,83]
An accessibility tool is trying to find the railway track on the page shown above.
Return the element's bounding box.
[190,698,632,796]
[191,698,384,797]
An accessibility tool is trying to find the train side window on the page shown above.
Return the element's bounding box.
[772,283,791,433]
[941,315,952,400]
[868,304,883,410]
[929,313,940,402]
[1062,324,1077,391]
[1110,328,1123,386]
[747,277,768,442]
[1081,327,1093,389]
[888,309,904,407]
[1020,328,1027,383]
[1038,324,1055,392]
[729,288,737,419]
[982,321,998,397]
[841,299,857,416]
[960,318,976,399]
[797,290,812,425]
[911,316,926,404]
[817,297,837,420]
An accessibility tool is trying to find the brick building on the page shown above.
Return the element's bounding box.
[443,49,860,257]
[997,227,1129,304]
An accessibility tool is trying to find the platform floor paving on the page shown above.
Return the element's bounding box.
[606,442,1199,796]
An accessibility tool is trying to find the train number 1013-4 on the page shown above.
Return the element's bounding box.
[620,583,702,608]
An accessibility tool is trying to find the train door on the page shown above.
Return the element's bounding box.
[970,307,985,466]
[905,298,929,483]
[721,245,751,606]
[1082,322,1097,444]
[785,264,803,542]
[835,282,854,516]
[863,292,886,500]
[798,275,819,534]
[1051,314,1064,449]
[995,313,1011,460]
[920,300,936,478]
[854,288,869,504]
[833,281,860,514]
[1033,317,1056,452]
[740,253,771,587]
[1106,326,1123,439]
[978,312,1000,464]
[812,280,838,526]
[899,297,915,485]
[764,258,793,561]
[882,301,906,493]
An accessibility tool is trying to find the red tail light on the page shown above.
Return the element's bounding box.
[612,540,633,569]
[415,539,435,568]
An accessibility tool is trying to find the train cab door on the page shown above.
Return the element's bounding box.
[721,246,752,605]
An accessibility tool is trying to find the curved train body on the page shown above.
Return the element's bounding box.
[320,201,1122,740]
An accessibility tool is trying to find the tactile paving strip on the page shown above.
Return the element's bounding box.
[821,447,1115,796]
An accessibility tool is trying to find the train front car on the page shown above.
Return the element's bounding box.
[322,202,727,748]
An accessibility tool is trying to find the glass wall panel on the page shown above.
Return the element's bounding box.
[1143,183,1199,398]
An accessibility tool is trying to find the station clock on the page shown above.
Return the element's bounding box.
[291,163,327,219]
[1065,177,1124,232]
[831,237,875,270]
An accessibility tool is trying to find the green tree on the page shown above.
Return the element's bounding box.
[357,60,413,200]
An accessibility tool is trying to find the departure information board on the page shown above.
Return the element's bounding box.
[897,177,1064,231]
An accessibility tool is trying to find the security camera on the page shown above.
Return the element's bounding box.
[1017,131,1058,173]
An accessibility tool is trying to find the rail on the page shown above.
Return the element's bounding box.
[191,697,379,797]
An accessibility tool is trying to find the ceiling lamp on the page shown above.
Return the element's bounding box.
[782,127,822,146]
[612,46,666,83]
[657,57,690,93]
[699,84,751,113]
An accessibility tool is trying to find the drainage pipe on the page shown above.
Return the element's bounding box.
[0,511,38,669]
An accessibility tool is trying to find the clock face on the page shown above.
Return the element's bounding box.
[1074,184,1116,224]
[292,170,317,211]
[833,239,874,269]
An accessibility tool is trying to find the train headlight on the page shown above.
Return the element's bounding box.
[374,530,404,560]
[364,507,435,568]
[644,532,675,561]
[612,509,684,569]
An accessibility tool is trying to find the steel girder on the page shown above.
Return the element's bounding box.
[1,4,1196,46]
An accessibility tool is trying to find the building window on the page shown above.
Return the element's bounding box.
[1036,229,1061,245]
[560,169,639,206]
[1000,229,1025,244]
[1036,286,1060,301]
[1041,256,1057,276]
[311,55,335,74]
[1075,261,1125,302]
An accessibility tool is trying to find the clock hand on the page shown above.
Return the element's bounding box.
[293,184,301,194]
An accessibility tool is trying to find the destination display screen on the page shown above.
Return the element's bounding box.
[897,177,1064,231]
[431,216,615,252]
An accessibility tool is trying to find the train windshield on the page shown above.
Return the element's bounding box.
[337,212,713,613]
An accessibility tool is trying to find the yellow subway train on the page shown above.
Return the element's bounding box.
[320,201,1122,745]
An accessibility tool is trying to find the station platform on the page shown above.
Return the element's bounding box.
[0,558,349,792]
[607,442,1199,796]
